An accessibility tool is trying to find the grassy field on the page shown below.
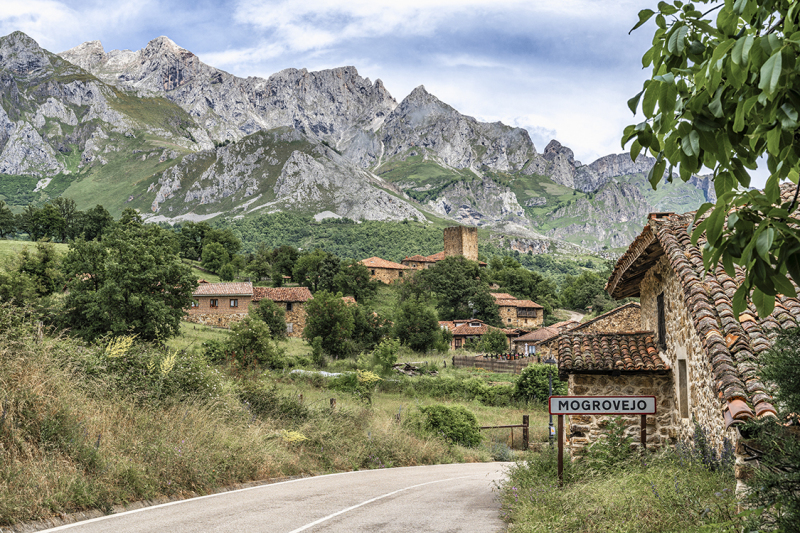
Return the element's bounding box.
[0,240,69,263]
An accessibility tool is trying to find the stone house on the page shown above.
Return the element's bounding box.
[439,319,521,350]
[560,190,799,470]
[534,302,642,362]
[359,256,411,284]
[513,326,559,355]
[491,292,544,329]
[252,286,313,338]
[401,253,439,270]
[185,281,254,328]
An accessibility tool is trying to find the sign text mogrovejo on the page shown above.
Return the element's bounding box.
[549,395,656,415]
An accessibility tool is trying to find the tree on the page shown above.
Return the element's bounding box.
[61,223,197,342]
[351,303,390,353]
[268,245,299,281]
[302,290,354,359]
[50,197,78,242]
[226,317,286,369]
[201,242,229,273]
[78,204,114,241]
[479,328,508,354]
[203,227,241,257]
[416,256,501,325]
[249,298,287,340]
[0,200,15,238]
[560,271,607,311]
[247,244,273,281]
[293,249,328,292]
[626,0,800,317]
[17,241,63,297]
[392,299,441,352]
[177,221,211,260]
[334,260,378,302]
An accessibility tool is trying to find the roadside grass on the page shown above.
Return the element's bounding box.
[500,442,739,532]
[1,310,535,526]
[167,322,229,352]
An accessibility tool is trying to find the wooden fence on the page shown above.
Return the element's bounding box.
[452,354,534,374]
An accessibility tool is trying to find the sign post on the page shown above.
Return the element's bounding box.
[548,396,657,486]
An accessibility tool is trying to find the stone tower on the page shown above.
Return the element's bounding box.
[443,226,478,261]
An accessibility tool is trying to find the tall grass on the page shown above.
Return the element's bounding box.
[0,308,483,526]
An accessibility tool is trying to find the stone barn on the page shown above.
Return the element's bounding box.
[252,286,313,338]
[491,292,545,329]
[185,282,254,327]
[359,257,411,284]
[563,186,800,487]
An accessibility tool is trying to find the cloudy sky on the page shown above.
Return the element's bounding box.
[3,0,674,168]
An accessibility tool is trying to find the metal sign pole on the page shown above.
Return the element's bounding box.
[640,414,646,452]
[557,414,563,486]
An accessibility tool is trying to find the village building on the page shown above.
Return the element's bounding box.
[252,286,313,338]
[534,302,642,362]
[558,188,799,477]
[491,292,545,329]
[185,281,254,328]
[402,226,487,269]
[401,253,441,270]
[359,256,411,283]
[512,326,559,355]
[439,319,522,351]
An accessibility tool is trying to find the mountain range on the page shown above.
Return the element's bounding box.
[0,31,715,253]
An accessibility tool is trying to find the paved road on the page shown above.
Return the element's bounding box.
[42,463,510,533]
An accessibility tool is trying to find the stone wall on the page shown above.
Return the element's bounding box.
[184,312,248,328]
[567,373,678,457]
[444,226,478,261]
[498,305,543,329]
[187,295,253,315]
[639,256,735,453]
[280,302,308,338]
[367,266,407,284]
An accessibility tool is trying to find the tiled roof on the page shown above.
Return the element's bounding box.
[558,332,669,373]
[360,256,410,270]
[424,251,446,261]
[404,254,436,263]
[551,320,580,331]
[605,183,800,422]
[491,292,517,301]
[252,286,313,302]
[515,327,559,342]
[193,282,253,296]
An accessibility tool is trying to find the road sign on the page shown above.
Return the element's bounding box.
[549,395,656,415]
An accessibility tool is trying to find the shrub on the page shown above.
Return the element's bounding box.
[310,336,325,367]
[514,363,566,402]
[581,416,636,473]
[411,404,482,447]
[479,329,508,354]
[238,382,309,422]
[227,317,286,369]
[371,337,399,375]
[249,298,287,340]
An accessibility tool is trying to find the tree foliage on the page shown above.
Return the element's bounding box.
[479,328,509,354]
[61,222,197,342]
[249,298,287,340]
[393,299,441,352]
[626,0,800,317]
[302,290,355,359]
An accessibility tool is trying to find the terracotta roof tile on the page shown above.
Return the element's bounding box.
[558,332,669,373]
[491,293,517,301]
[535,303,641,346]
[252,286,313,302]
[515,327,559,342]
[193,282,253,296]
[606,182,800,420]
[424,251,446,261]
[360,256,410,270]
[403,255,436,263]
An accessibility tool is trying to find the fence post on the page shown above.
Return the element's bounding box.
[522,415,529,450]
[330,398,336,410]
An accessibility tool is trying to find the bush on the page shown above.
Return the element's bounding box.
[310,336,325,367]
[371,337,399,375]
[479,329,508,354]
[238,382,309,422]
[227,317,286,369]
[410,404,482,447]
[249,298,287,340]
[514,364,566,402]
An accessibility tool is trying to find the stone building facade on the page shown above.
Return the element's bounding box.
[491,292,544,329]
[534,302,641,361]
[359,257,410,284]
[252,286,313,338]
[184,282,253,328]
[443,226,478,261]
[439,319,520,351]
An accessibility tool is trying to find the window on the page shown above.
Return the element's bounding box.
[470,322,481,327]
[657,292,667,350]
[454,338,462,348]
[210,299,218,308]
[230,299,238,307]
[371,269,376,275]
[508,318,512,323]
[398,271,403,277]
[286,302,293,312]
[678,360,689,418]
[191,300,199,308]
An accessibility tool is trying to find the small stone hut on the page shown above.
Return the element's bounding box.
[252,286,313,338]
[359,257,411,284]
[185,282,253,327]
[439,319,520,351]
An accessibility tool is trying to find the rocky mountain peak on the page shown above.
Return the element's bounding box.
[59,40,105,71]
[0,31,57,79]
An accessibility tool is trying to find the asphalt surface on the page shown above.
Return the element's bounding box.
[41,462,510,533]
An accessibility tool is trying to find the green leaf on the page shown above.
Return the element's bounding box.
[627,89,644,114]
[787,254,800,286]
[630,9,656,33]
[681,129,700,157]
[643,83,659,117]
[658,1,678,15]
[732,284,749,315]
[717,7,739,36]
[722,250,736,277]
[706,206,726,245]
[732,0,748,15]
[631,139,643,162]
[668,24,689,55]
[709,87,725,117]
[731,158,751,188]
[752,286,775,318]
[759,50,782,96]
[772,272,797,297]
[767,126,782,154]
[765,175,781,203]
[756,227,774,260]
[648,155,666,190]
